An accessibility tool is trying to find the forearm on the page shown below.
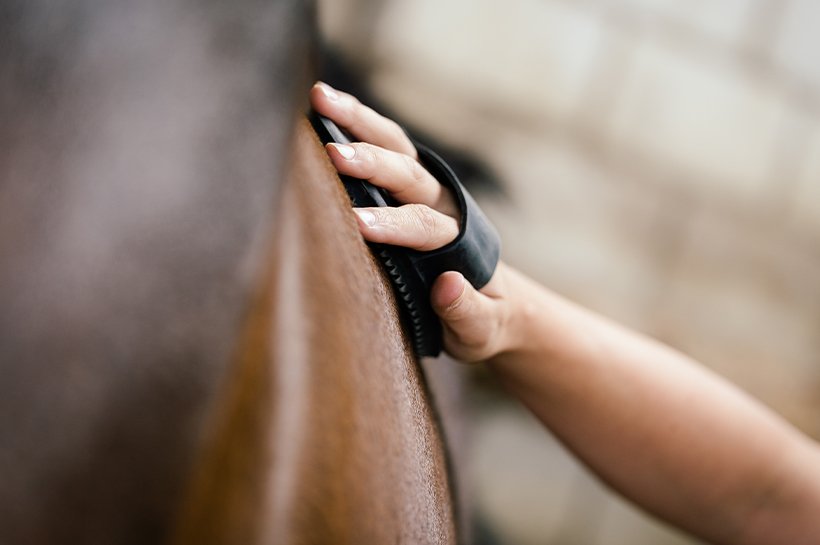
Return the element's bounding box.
[489,266,820,544]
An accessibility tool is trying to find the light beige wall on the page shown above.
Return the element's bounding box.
[319,1,820,543]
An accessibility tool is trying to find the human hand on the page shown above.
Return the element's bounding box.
[310,81,518,362]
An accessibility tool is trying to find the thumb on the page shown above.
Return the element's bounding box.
[430,271,501,361]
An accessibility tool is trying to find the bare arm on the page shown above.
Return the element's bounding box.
[486,266,820,544]
[310,82,820,544]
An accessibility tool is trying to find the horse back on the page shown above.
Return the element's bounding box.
[173,119,457,544]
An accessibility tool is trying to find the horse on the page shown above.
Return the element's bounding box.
[0,1,459,543]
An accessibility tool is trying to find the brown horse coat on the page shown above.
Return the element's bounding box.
[0,1,457,543]
[174,119,456,544]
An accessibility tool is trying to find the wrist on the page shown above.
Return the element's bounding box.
[486,265,571,376]
[489,264,541,359]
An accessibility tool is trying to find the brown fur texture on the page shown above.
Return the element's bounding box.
[0,2,457,541]
[173,119,457,544]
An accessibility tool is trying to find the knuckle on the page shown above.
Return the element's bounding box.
[403,155,426,183]
[386,121,416,156]
[443,297,469,322]
[410,204,439,246]
[387,119,407,140]
[356,143,376,164]
[346,92,363,111]
[381,207,403,228]
[444,290,474,322]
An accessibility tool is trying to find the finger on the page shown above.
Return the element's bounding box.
[310,81,417,158]
[431,272,500,358]
[432,272,492,325]
[431,272,470,315]
[352,204,458,251]
[327,142,459,217]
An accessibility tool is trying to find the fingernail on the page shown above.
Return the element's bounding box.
[333,143,356,160]
[354,208,376,227]
[317,81,339,101]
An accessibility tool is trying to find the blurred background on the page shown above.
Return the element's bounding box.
[317,1,820,543]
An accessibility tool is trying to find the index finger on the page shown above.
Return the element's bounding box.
[309,81,417,159]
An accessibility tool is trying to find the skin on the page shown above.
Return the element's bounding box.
[310,81,820,545]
